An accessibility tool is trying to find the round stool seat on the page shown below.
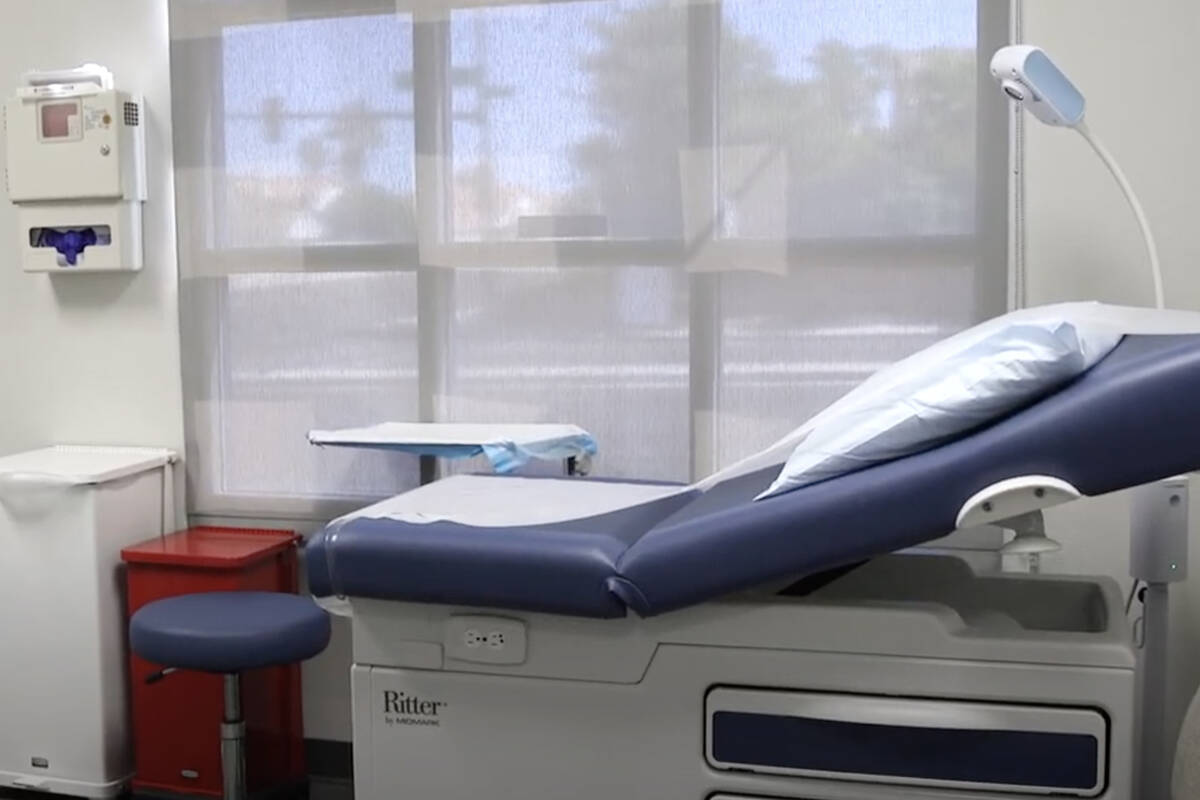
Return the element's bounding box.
[131,592,331,673]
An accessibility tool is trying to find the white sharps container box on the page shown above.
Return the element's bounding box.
[0,445,176,797]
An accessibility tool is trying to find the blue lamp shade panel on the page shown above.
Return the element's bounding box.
[1023,50,1085,126]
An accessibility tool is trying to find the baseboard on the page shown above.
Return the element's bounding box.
[304,739,352,782]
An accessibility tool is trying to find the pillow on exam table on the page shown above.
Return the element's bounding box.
[756,302,1200,500]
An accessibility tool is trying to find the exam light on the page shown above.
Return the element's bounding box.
[990,45,1164,309]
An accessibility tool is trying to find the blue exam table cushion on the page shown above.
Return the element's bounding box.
[310,477,696,617]
[130,592,331,673]
[307,334,1200,618]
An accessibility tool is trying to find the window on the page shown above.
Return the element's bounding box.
[171,0,1009,518]
[217,13,416,249]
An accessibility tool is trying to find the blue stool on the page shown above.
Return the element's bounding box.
[130,592,331,800]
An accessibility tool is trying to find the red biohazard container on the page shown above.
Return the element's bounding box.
[121,526,305,797]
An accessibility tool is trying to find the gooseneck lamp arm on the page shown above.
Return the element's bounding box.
[1073,122,1164,309]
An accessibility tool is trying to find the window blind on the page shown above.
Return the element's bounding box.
[171,0,1010,519]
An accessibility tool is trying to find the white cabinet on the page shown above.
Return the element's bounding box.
[0,446,173,797]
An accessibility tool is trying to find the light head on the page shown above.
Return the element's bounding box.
[990,45,1086,128]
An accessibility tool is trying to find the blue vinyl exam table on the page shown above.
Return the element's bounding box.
[308,334,1200,800]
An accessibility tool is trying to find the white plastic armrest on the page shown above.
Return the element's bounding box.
[956,475,1081,529]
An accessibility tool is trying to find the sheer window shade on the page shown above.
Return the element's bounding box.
[171,0,1009,518]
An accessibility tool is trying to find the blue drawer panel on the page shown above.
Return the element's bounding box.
[711,709,1100,791]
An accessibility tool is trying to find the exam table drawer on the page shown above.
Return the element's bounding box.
[706,687,1106,796]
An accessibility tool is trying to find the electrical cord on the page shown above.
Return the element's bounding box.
[1126,580,1148,649]
[1125,577,1144,615]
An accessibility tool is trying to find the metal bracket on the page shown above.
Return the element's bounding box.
[997,510,1061,573]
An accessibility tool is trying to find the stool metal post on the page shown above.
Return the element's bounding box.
[221,674,246,800]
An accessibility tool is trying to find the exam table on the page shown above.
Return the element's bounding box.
[308,333,1200,800]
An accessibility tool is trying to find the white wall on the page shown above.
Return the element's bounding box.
[1022,0,1200,753]
[0,0,184,463]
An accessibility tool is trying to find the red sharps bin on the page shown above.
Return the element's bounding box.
[121,527,306,797]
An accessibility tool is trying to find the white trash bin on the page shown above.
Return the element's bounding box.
[0,445,176,798]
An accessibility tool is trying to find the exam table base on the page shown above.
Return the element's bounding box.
[354,651,1132,799]
[346,559,1136,800]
